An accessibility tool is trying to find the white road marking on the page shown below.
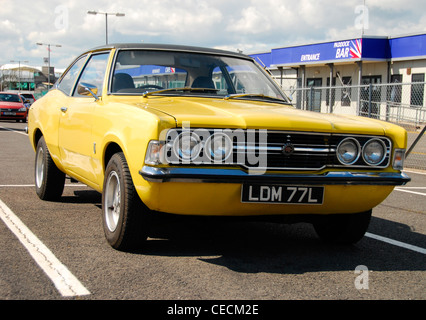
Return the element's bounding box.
[365,232,426,255]
[0,184,88,188]
[404,169,426,176]
[394,187,426,196]
[0,126,27,136]
[396,187,426,189]
[0,199,91,297]
[0,185,36,187]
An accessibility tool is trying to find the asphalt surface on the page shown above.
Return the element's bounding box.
[0,120,425,306]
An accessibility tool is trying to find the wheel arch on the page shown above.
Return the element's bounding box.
[103,142,123,173]
[31,128,43,151]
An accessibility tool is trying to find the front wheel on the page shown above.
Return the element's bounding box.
[34,136,65,201]
[313,210,372,244]
[102,152,151,250]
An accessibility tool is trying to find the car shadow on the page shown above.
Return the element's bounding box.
[69,189,425,274]
[60,189,102,205]
[142,214,426,274]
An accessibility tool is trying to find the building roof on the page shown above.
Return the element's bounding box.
[0,64,42,73]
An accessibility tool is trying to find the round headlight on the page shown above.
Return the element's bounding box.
[337,138,360,165]
[363,139,386,166]
[205,133,232,162]
[173,132,201,161]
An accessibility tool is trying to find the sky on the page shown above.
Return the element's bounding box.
[1,0,426,70]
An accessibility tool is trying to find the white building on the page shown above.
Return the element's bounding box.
[250,33,426,123]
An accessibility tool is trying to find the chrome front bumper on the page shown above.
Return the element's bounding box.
[140,166,411,186]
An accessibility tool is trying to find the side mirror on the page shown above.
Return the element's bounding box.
[77,82,100,101]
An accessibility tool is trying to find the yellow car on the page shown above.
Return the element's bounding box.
[27,43,410,250]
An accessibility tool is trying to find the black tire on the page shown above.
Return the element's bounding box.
[34,136,65,201]
[102,152,151,250]
[313,210,372,244]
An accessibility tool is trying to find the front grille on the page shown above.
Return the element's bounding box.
[0,108,22,112]
[232,131,335,170]
[233,131,391,170]
[164,129,392,171]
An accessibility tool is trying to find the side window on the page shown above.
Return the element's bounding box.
[74,53,110,97]
[212,66,230,95]
[57,55,87,96]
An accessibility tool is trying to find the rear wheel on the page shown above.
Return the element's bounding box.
[102,152,151,250]
[34,136,65,200]
[313,210,372,244]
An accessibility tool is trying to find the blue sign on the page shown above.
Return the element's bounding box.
[390,34,426,60]
[250,34,426,68]
[265,38,362,67]
[117,65,185,77]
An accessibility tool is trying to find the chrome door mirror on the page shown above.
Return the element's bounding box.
[77,82,100,101]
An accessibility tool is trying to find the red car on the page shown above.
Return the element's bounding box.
[0,92,28,122]
[20,93,36,106]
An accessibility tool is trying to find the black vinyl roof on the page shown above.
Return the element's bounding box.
[89,43,251,60]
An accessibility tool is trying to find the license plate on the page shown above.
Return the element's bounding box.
[241,184,324,204]
[2,112,16,116]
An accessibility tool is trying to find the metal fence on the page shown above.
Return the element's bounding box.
[281,82,426,170]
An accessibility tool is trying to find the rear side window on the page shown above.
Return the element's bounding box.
[57,55,87,95]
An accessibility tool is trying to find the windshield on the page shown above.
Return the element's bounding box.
[0,93,22,103]
[111,50,289,103]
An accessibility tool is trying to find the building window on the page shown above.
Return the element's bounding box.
[326,77,335,107]
[388,74,402,106]
[340,76,352,106]
[306,78,322,112]
[411,73,424,107]
[361,75,382,118]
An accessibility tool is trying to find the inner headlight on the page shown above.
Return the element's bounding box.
[173,132,202,161]
[18,107,27,112]
[205,132,233,162]
[363,139,386,166]
[337,138,360,165]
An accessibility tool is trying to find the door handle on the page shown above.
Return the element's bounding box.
[60,107,68,113]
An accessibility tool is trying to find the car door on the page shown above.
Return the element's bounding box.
[58,52,110,186]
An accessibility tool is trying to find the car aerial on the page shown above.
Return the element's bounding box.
[27,43,410,251]
[0,92,29,122]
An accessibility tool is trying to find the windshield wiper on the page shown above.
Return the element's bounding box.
[143,87,218,97]
[224,93,287,103]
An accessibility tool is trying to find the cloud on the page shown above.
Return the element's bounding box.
[0,0,425,70]
[228,6,272,34]
[116,1,223,43]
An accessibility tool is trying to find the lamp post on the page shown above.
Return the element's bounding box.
[87,11,125,45]
[10,60,29,92]
[36,43,62,90]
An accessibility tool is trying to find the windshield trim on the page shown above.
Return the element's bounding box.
[142,87,219,97]
[224,93,288,104]
[113,90,291,104]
